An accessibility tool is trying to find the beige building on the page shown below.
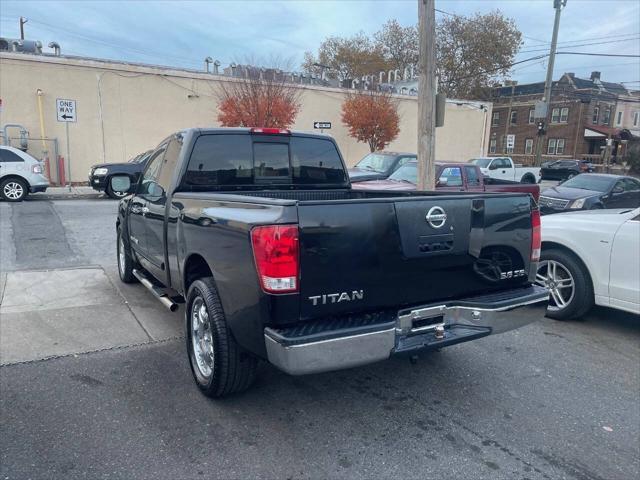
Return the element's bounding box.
[0,52,492,183]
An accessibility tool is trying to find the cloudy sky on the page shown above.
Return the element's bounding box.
[1,0,639,86]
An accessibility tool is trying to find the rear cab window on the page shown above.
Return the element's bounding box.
[182,133,347,190]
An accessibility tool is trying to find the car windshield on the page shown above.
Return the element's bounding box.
[355,153,396,173]
[388,163,417,184]
[130,152,150,163]
[470,158,492,168]
[561,175,614,192]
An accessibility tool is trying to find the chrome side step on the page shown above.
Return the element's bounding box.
[132,269,179,312]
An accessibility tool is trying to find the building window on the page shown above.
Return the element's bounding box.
[529,109,535,124]
[510,110,517,125]
[603,107,611,125]
[633,112,639,127]
[489,139,497,154]
[525,138,534,155]
[560,107,569,123]
[492,112,500,126]
[503,135,515,154]
[551,108,560,123]
[547,138,565,155]
[592,106,599,124]
[616,111,623,125]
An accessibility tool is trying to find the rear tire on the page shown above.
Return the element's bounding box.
[117,226,137,283]
[535,248,593,320]
[186,278,258,398]
[0,177,28,202]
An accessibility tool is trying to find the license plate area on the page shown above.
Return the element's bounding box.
[397,305,446,336]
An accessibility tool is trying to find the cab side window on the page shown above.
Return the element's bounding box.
[139,146,167,197]
[465,166,481,186]
[439,167,463,187]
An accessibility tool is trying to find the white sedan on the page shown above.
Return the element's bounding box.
[537,207,640,319]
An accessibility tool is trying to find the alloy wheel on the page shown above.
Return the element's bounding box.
[118,236,126,275]
[191,297,215,379]
[3,182,24,200]
[536,260,575,311]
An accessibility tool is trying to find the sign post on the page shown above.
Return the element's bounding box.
[56,99,76,189]
[313,121,331,134]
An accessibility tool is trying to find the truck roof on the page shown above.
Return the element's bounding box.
[189,127,335,141]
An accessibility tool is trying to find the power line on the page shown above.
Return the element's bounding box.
[556,52,640,58]
[522,31,640,48]
[519,36,640,54]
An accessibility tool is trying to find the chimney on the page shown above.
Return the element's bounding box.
[590,71,601,81]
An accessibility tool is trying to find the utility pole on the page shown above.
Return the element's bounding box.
[19,17,28,40]
[417,0,436,190]
[534,0,566,166]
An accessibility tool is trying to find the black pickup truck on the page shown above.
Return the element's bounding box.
[110,127,547,398]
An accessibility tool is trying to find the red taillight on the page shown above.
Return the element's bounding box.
[250,127,291,135]
[531,208,541,262]
[251,225,299,293]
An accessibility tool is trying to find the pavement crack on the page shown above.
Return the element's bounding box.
[0,336,184,367]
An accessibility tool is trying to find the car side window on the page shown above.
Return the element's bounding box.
[440,167,463,187]
[465,166,481,185]
[139,146,167,197]
[0,149,24,162]
[396,156,415,169]
[612,180,625,194]
[622,179,640,192]
[156,135,183,194]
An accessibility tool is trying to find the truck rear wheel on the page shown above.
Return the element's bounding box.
[521,173,536,184]
[186,278,258,397]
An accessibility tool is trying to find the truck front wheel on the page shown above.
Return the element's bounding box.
[186,278,258,397]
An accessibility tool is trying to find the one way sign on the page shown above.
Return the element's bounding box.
[56,98,77,122]
[313,121,331,129]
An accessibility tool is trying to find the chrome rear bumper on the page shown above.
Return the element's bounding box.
[265,285,548,376]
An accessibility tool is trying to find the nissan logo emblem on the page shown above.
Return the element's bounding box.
[426,206,447,228]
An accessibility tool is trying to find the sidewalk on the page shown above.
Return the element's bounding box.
[29,185,106,201]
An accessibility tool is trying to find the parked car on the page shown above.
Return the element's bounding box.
[539,174,640,214]
[109,127,547,398]
[353,161,540,201]
[470,157,541,184]
[537,207,639,319]
[540,159,594,181]
[0,145,49,202]
[348,151,416,182]
[88,150,153,199]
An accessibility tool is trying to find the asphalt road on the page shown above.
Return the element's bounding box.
[1,197,638,480]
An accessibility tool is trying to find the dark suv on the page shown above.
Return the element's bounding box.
[89,150,153,199]
[348,151,416,182]
[540,159,594,181]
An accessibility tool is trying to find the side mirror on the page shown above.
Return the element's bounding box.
[612,186,624,194]
[437,177,448,186]
[109,175,134,195]
[488,163,498,170]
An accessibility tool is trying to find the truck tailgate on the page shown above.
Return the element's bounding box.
[298,194,534,320]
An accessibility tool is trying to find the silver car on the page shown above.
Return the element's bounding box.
[0,146,50,201]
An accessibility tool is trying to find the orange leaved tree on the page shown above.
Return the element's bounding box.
[217,67,301,128]
[341,90,400,152]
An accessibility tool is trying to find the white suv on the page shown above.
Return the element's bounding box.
[0,146,50,201]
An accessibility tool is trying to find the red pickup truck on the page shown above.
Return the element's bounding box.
[353,161,540,201]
